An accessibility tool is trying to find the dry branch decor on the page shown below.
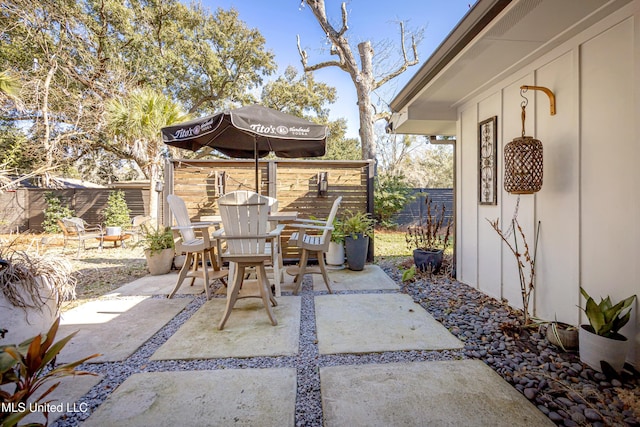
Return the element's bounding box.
[406,195,453,275]
[405,196,452,252]
[487,218,540,325]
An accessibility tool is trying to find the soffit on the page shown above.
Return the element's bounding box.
[391,0,632,135]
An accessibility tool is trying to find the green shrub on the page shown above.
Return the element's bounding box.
[103,190,131,228]
[342,210,375,239]
[374,174,415,229]
[42,192,74,233]
[137,223,174,254]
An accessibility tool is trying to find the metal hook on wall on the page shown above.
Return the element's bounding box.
[520,85,556,115]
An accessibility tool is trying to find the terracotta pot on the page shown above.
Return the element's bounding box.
[579,325,630,373]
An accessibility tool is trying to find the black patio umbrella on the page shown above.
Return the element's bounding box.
[161,105,327,192]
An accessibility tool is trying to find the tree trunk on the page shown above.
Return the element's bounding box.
[357,42,376,161]
[41,63,57,186]
[148,163,159,223]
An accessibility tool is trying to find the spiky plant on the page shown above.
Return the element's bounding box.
[580,287,636,338]
[0,242,75,314]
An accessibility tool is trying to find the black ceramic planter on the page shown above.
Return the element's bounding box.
[345,234,369,271]
[413,248,444,274]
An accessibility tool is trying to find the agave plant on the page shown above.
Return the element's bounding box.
[580,287,636,338]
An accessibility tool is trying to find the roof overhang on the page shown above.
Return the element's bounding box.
[390,0,633,136]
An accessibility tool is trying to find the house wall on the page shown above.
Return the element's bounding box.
[455,5,640,366]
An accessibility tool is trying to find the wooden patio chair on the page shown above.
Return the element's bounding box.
[215,190,281,330]
[286,196,342,294]
[167,195,228,300]
[58,217,104,257]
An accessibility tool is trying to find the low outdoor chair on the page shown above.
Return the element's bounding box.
[167,195,228,300]
[286,196,342,294]
[59,217,104,257]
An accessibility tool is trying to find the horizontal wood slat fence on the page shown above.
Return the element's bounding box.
[0,187,149,234]
[166,159,375,260]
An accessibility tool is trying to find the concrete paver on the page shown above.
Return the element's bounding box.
[23,267,552,425]
[20,374,103,425]
[106,272,206,297]
[58,296,191,363]
[320,360,554,427]
[313,264,399,291]
[151,295,301,360]
[315,293,463,354]
[82,368,296,427]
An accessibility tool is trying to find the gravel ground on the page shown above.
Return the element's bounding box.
[52,263,639,427]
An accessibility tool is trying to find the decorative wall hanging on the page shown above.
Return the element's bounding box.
[503,86,553,194]
[478,116,498,205]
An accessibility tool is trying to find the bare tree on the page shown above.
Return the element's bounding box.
[297,1,419,160]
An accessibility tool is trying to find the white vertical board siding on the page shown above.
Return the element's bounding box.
[535,51,580,325]
[458,107,479,288]
[580,17,638,363]
[500,79,536,311]
[477,93,502,300]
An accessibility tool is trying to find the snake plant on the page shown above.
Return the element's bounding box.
[580,287,636,338]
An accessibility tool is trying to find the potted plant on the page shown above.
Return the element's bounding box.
[326,217,345,266]
[341,210,375,271]
[578,287,636,373]
[405,195,452,275]
[546,321,578,352]
[138,223,175,275]
[0,244,76,344]
[102,190,131,236]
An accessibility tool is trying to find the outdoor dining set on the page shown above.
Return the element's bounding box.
[166,191,342,330]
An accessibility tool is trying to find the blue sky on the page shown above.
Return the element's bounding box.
[199,1,474,137]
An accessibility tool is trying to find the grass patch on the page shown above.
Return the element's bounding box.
[374,229,411,257]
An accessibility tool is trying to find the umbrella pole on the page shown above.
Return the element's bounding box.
[254,137,259,193]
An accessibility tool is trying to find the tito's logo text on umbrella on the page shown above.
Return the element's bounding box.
[250,123,311,137]
[174,118,215,139]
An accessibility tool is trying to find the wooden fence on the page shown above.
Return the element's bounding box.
[392,188,454,228]
[165,159,375,259]
[1,160,375,259]
[0,187,149,233]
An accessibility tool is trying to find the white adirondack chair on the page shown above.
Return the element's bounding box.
[167,195,227,300]
[265,196,285,295]
[286,196,343,294]
[215,191,281,330]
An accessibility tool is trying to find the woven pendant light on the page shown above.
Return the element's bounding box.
[504,93,543,194]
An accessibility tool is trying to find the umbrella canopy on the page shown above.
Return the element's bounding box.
[162,105,327,192]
